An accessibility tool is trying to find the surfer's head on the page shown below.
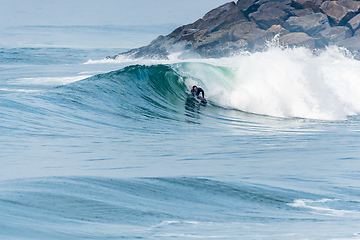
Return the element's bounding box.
[192,85,197,91]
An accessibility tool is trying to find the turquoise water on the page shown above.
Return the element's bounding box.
[1,26,360,239]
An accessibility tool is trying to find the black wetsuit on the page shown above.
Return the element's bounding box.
[191,87,205,98]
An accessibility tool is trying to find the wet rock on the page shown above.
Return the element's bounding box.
[284,13,330,36]
[320,0,360,26]
[279,32,316,48]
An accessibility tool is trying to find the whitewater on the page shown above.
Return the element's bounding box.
[1,25,360,239]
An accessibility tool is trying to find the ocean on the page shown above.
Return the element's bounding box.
[1,23,360,239]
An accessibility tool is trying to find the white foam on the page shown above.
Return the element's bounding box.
[288,199,359,217]
[179,45,360,120]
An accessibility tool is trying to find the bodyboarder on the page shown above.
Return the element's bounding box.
[191,85,206,103]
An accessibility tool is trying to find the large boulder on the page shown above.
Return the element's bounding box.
[192,29,231,50]
[249,7,289,29]
[196,2,247,33]
[320,0,360,26]
[169,2,247,43]
[257,1,294,13]
[230,21,267,43]
[237,0,260,13]
[283,13,331,36]
[348,13,360,31]
[279,32,316,48]
[315,26,353,47]
[291,0,325,12]
[290,8,315,17]
[336,35,360,59]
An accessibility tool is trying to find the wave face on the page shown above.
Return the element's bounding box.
[78,45,360,121]
[52,64,190,123]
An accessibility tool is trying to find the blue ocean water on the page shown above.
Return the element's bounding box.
[1,25,360,239]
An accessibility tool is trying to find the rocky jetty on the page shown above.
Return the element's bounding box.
[113,0,360,59]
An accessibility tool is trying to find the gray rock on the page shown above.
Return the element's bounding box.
[257,1,294,13]
[284,13,330,36]
[290,8,315,17]
[192,29,230,50]
[249,7,289,29]
[169,2,246,43]
[112,0,360,59]
[320,0,360,26]
[231,21,267,42]
[315,26,353,47]
[237,0,259,12]
[291,0,325,12]
[336,35,360,49]
[279,32,316,48]
[266,24,290,36]
[201,39,249,57]
[348,13,360,31]
[336,35,360,59]
[197,2,247,33]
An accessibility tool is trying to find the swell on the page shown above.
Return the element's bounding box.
[0,177,304,238]
[52,64,192,122]
[2,176,359,239]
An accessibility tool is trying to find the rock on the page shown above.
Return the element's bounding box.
[113,0,360,59]
[290,8,315,17]
[197,2,247,33]
[199,39,249,57]
[266,24,290,36]
[249,7,289,29]
[237,0,259,13]
[192,29,230,50]
[291,0,325,12]
[284,13,330,36]
[279,32,316,48]
[257,1,294,13]
[320,0,360,26]
[348,13,360,31]
[231,21,266,41]
[336,35,360,59]
[169,2,246,43]
[315,26,353,47]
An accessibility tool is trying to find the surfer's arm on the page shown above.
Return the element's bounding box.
[200,89,205,98]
